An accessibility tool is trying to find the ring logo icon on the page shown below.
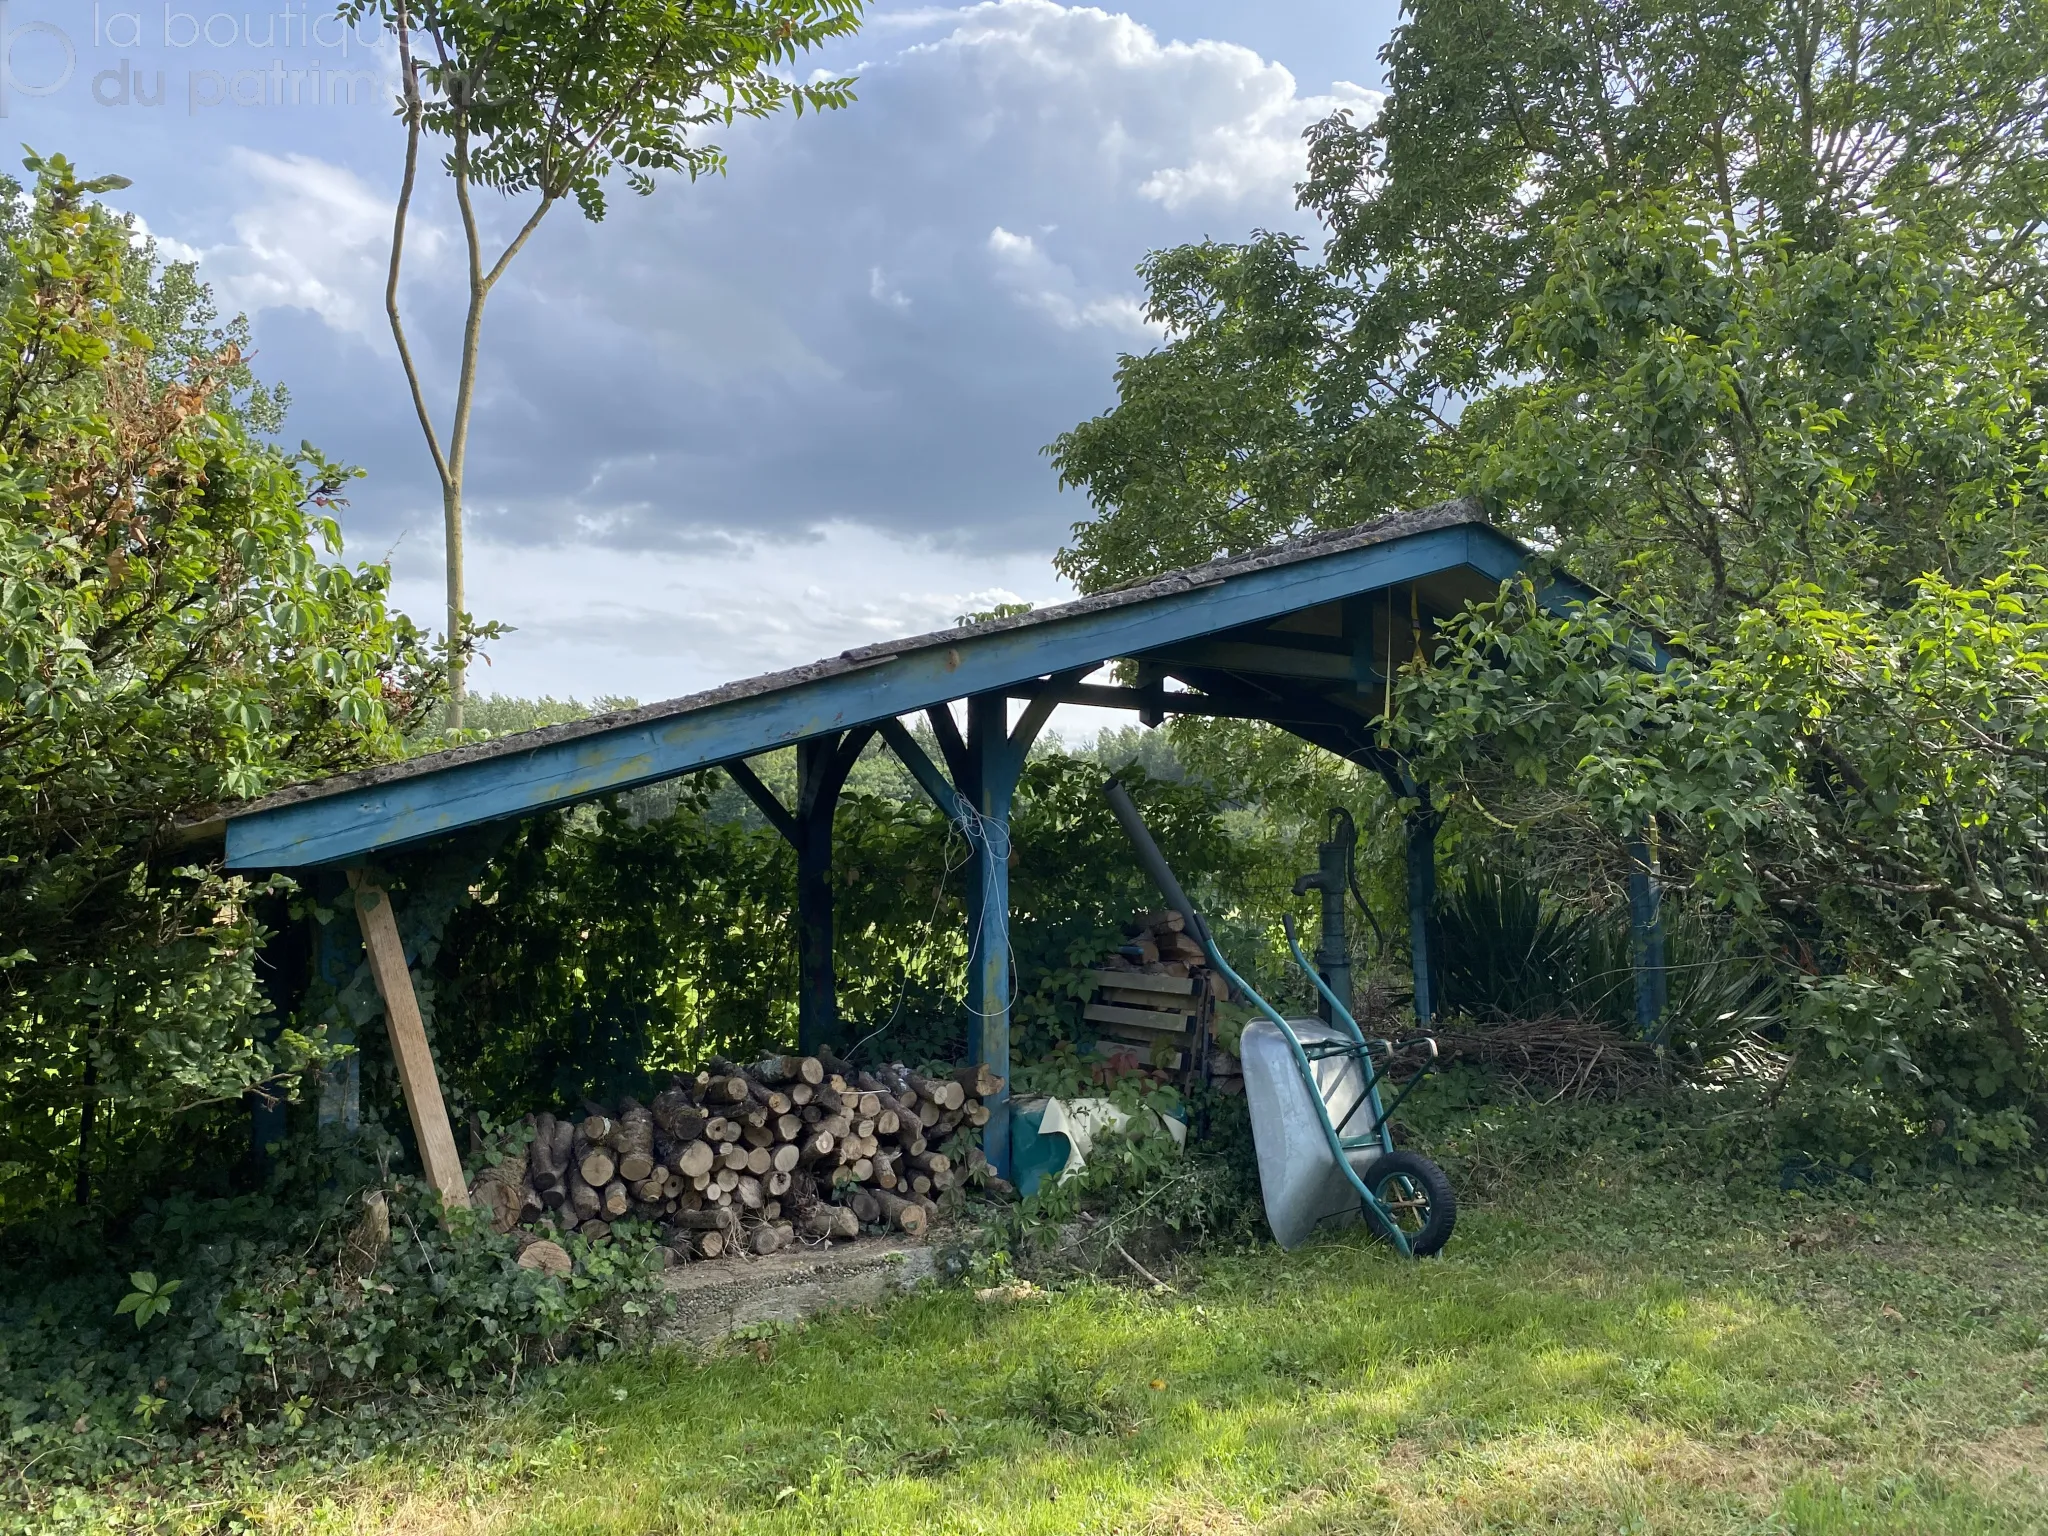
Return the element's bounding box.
[0,3,74,117]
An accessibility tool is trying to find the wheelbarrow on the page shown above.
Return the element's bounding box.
[1103,779,1457,1257]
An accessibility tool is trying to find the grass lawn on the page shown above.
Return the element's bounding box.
[24,1133,2048,1534]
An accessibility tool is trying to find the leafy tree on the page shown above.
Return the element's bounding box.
[0,154,442,1219]
[1394,570,2048,1162]
[345,0,868,727]
[1046,0,2048,1157]
[1049,0,2048,600]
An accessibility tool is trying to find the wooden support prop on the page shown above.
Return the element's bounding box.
[349,872,468,1208]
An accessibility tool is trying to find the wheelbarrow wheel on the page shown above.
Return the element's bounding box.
[1363,1150,1456,1256]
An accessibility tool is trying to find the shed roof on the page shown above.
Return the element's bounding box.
[224,496,1544,870]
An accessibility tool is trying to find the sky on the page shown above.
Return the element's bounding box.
[5,1,1400,727]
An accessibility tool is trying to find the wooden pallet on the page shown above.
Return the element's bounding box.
[1083,969,1201,1071]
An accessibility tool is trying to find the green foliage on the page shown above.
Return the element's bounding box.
[114,1271,180,1330]
[0,155,445,1223]
[47,1096,2048,1531]
[1050,0,2048,594]
[1048,0,2048,1164]
[341,0,867,223]
[1432,865,1615,1024]
[425,755,1243,1110]
[1396,570,2048,1161]
[1487,198,2047,628]
[0,1128,670,1485]
[1006,757,1245,1060]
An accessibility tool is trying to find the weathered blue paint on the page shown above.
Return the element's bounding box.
[1628,836,1669,1039]
[960,692,1058,1179]
[1407,811,1438,1026]
[228,525,1538,870]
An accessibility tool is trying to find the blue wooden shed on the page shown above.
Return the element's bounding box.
[220,497,1658,1194]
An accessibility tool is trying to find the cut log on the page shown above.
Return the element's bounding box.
[775,1112,804,1142]
[614,1105,655,1182]
[767,1169,793,1196]
[672,1139,716,1180]
[579,1148,617,1188]
[470,1156,527,1234]
[580,1113,617,1148]
[517,1239,570,1277]
[911,1174,932,1196]
[750,1225,784,1256]
[771,1142,802,1174]
[715,1167,740,1191]
[529,1113,570,1208]
[692,1228,726,1259]
[746,1080,793,1115]
[953,1063,1002,1099]
[719,1144,749,1172]
[736,1175,764,1211]
[753,1054,825,1086]
[741,1121,775,1150]
[908,1151,951,1175]
[651,1088,706,1143]
[581,1219,611,1242]
[708,1074,751,1104]
[872,1189,927,1235]
[908,1073,961,1110]
[804,1204,859,1239]
[966,1102,991,1128]
[745,1146,773,1177]
[790,1083,815,1107]
[847,1187,880,1225]
[602,1179,631,1219]
[798,1130,836,1163]
[673,1206,738,1233]
[568,1166,601,1221]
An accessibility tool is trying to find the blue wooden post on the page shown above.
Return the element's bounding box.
[1628,835,1668,1039]
[1406,809,1438,1025]
[957,692,1060,1180]
[964,694,1018,1177]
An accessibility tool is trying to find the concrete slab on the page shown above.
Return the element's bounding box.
[655,1234,938,1347]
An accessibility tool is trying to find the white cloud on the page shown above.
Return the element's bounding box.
[917,2,1382,212]
[197,150,429,339]
[387,519,1075,702]
[986,224,1156,336]
[197,0,1387,694]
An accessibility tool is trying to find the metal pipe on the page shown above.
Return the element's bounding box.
[1102,778,1212,950]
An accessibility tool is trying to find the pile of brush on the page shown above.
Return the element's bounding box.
[1410,1013,1664,1100]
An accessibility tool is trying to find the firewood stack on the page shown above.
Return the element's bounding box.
[476,1053,1002,1265]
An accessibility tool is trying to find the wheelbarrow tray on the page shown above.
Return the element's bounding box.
[1241,1016,1387,1250]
